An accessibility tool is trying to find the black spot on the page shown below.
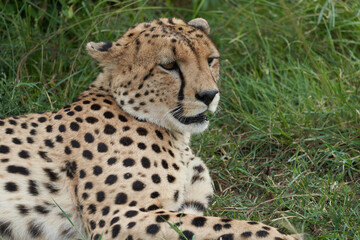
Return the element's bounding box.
[155,214,169,223]
[241,231,252,237]
[28,221,42,237]
[74,106,82,111]
[152,144,161,153]
[217,234,234,240]
[147,204,159,211]
[136,127,148,136]
[120,137,133,146]
[7,165,29,175]
[88,204,96,214]
[93,166,103,175]
[5,182,18,192]
[56,135,63,143]
[161,160,168,169]
[155,130,163,140]
[83,150,93,160]
[141,157,151,168]
[99,220,105,228]
[70,122,80,131]
[179,230,194,240]
[59,124,66,132]
[54,115,62,120]
[100,175,115,188]
[85,182,93,189]
[221,218,232,223]
[38,117,46,123]
[17,204,30,215]
[103,111,114,119]
[71,140,80,148]
[167,174,176,183]
[30,129,36,135]
[19,150,30,159]
[111,224,121,238]
[174,190,179,201]
[127,222,136,229]
[84,133,94,143]
[256,230,269,237]
[97,142,108,152]
[65,161,77,179]
[104,124,116,134]
[79,170,86,178]
[35,205,49,214]
[89,221,96,230]
[0,145,10,154]
[169,150,175,158]
[213,224,222,231]
[118,114,128,122]
[91,104,101,110]
[107,157,117,165]
[44,139,54,148]
[192,217,206,227]
[275,238,285,240]
[247,221,258,225]
[104,99,113,105]
[12,138,22,144]
[45,183,59,193]
[151,192,160,198]
[263,226,271,230]
[115,192,127,204]
[172,163,179,170]
[102,206,110,216]
[67,111,75,116]
[138,142,147,150]
[124,173,132,179]
[151,174,161,184]
[132,180,145,191]
[27,137,34,143]
[110,217,120,226]
[5,128,14,134]
[146,224,160,235]
[125,210,138,218]
[28,180,39,196]
[97,191,105,202]
[86,117,99,124]
[224,223,231,229]
[123,158,135,167]
[43,168,59,181]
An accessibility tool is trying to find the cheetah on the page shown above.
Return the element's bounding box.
[0,18,302,240]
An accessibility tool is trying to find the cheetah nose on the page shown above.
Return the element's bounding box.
[195,90,219,106]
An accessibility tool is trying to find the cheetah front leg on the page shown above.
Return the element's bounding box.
[180,158,214,215]
[88,208,302,240]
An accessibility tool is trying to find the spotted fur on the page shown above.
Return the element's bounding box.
[0,18,302,240]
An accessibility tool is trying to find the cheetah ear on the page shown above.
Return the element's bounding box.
[187,18,210,35]
[86,41,113,63]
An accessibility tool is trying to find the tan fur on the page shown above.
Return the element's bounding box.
[0,18,302,240]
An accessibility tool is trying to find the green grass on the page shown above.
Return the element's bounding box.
[1,0,359,239]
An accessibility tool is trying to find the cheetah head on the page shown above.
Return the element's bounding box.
[87,18,220,134]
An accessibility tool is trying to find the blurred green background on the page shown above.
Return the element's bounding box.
[1,1,359,239]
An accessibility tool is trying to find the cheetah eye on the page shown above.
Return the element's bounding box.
[208,58,215,66]
[160,62,178,71]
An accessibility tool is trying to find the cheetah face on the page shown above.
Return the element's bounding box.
[87,18,220,133]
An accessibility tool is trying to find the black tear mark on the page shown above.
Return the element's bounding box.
[99,42,112,52]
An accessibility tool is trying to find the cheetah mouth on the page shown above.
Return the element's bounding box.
[171,105,208,125]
